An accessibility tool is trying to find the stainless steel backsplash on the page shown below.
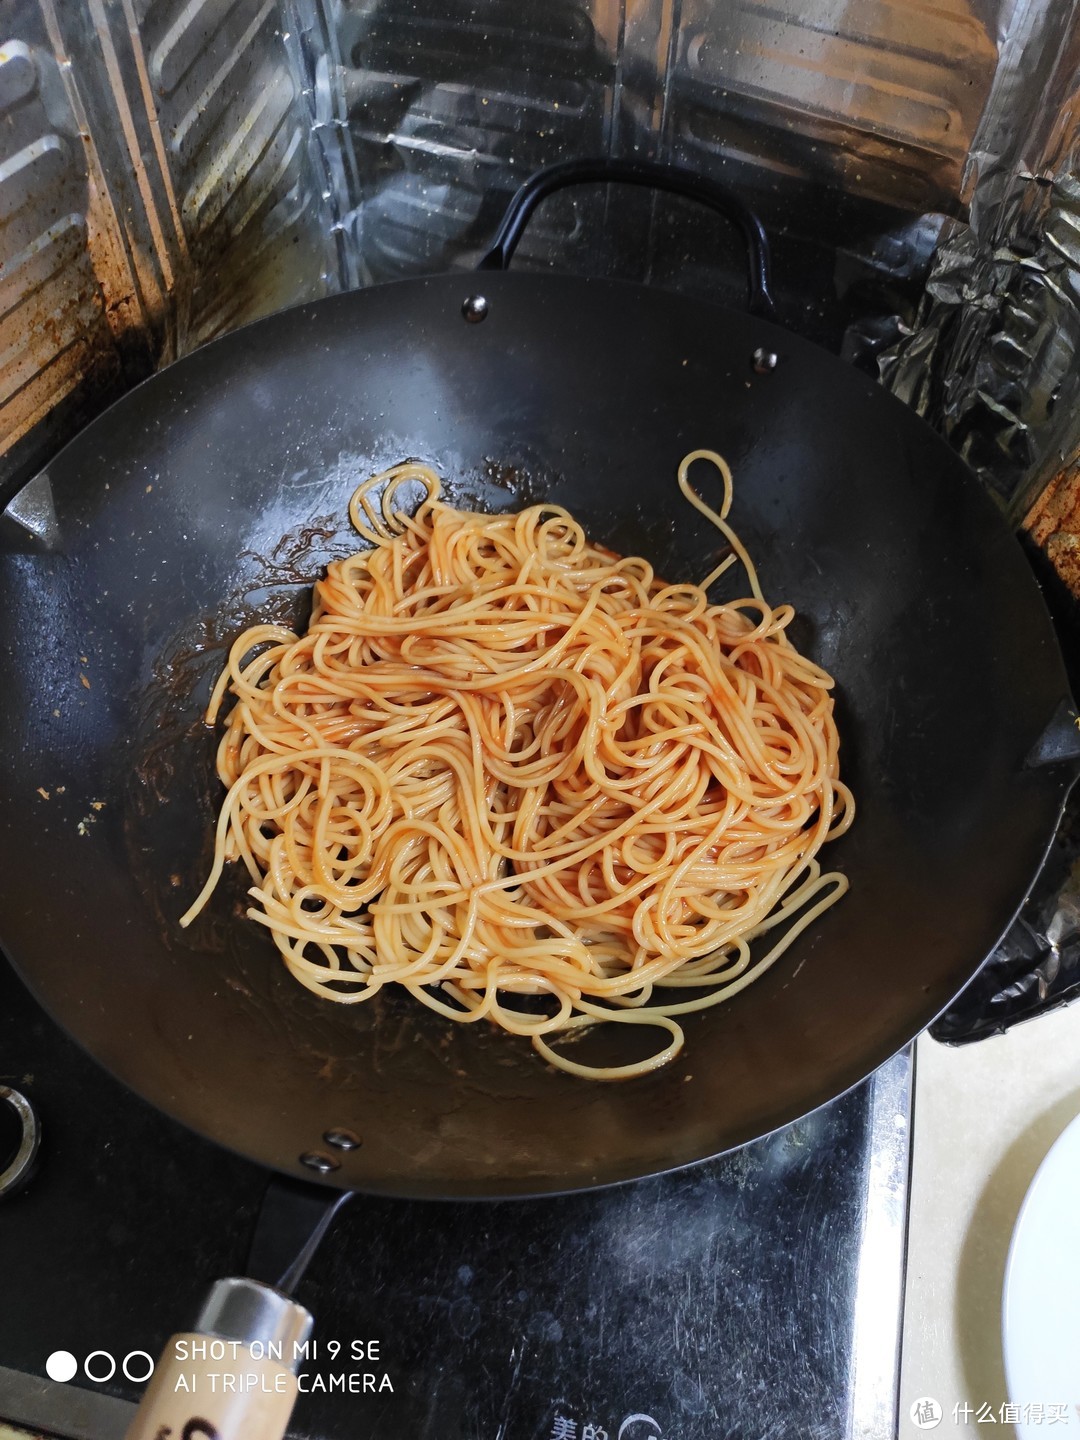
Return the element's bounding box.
[2,0,1075,519]
[0,0,335,497]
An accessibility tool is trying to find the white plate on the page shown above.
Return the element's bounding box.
[1003,1109,1080,1435]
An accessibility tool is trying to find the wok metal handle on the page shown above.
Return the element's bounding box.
[477,157,776,319]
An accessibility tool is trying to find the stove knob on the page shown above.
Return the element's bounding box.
[0,1086,40,1199]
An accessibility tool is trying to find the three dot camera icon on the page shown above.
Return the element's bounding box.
[909,1397,943,1430]
[47,1350,154,1385]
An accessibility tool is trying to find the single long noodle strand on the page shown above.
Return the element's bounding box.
[183,457,853,1078]
[678,449,764,600]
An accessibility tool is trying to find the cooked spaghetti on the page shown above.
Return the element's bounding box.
[181,453,853,1078]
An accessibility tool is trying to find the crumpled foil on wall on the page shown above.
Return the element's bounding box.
[880,0,1080,524]
[879,211,1080,523]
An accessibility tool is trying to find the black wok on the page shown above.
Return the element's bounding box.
[0,163,1075,1199]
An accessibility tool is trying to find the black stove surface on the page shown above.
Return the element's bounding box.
[0,955,910,1440]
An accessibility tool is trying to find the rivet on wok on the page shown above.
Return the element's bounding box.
[462,294,489,324]
[323,1128,362,1151]
[299,1150,340,1174]
[752,347,779,374]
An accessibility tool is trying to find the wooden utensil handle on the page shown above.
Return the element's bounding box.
[125,1335,299,1440]
[124,1279,313,1440]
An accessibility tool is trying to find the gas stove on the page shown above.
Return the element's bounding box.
[0,954,910,1440]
